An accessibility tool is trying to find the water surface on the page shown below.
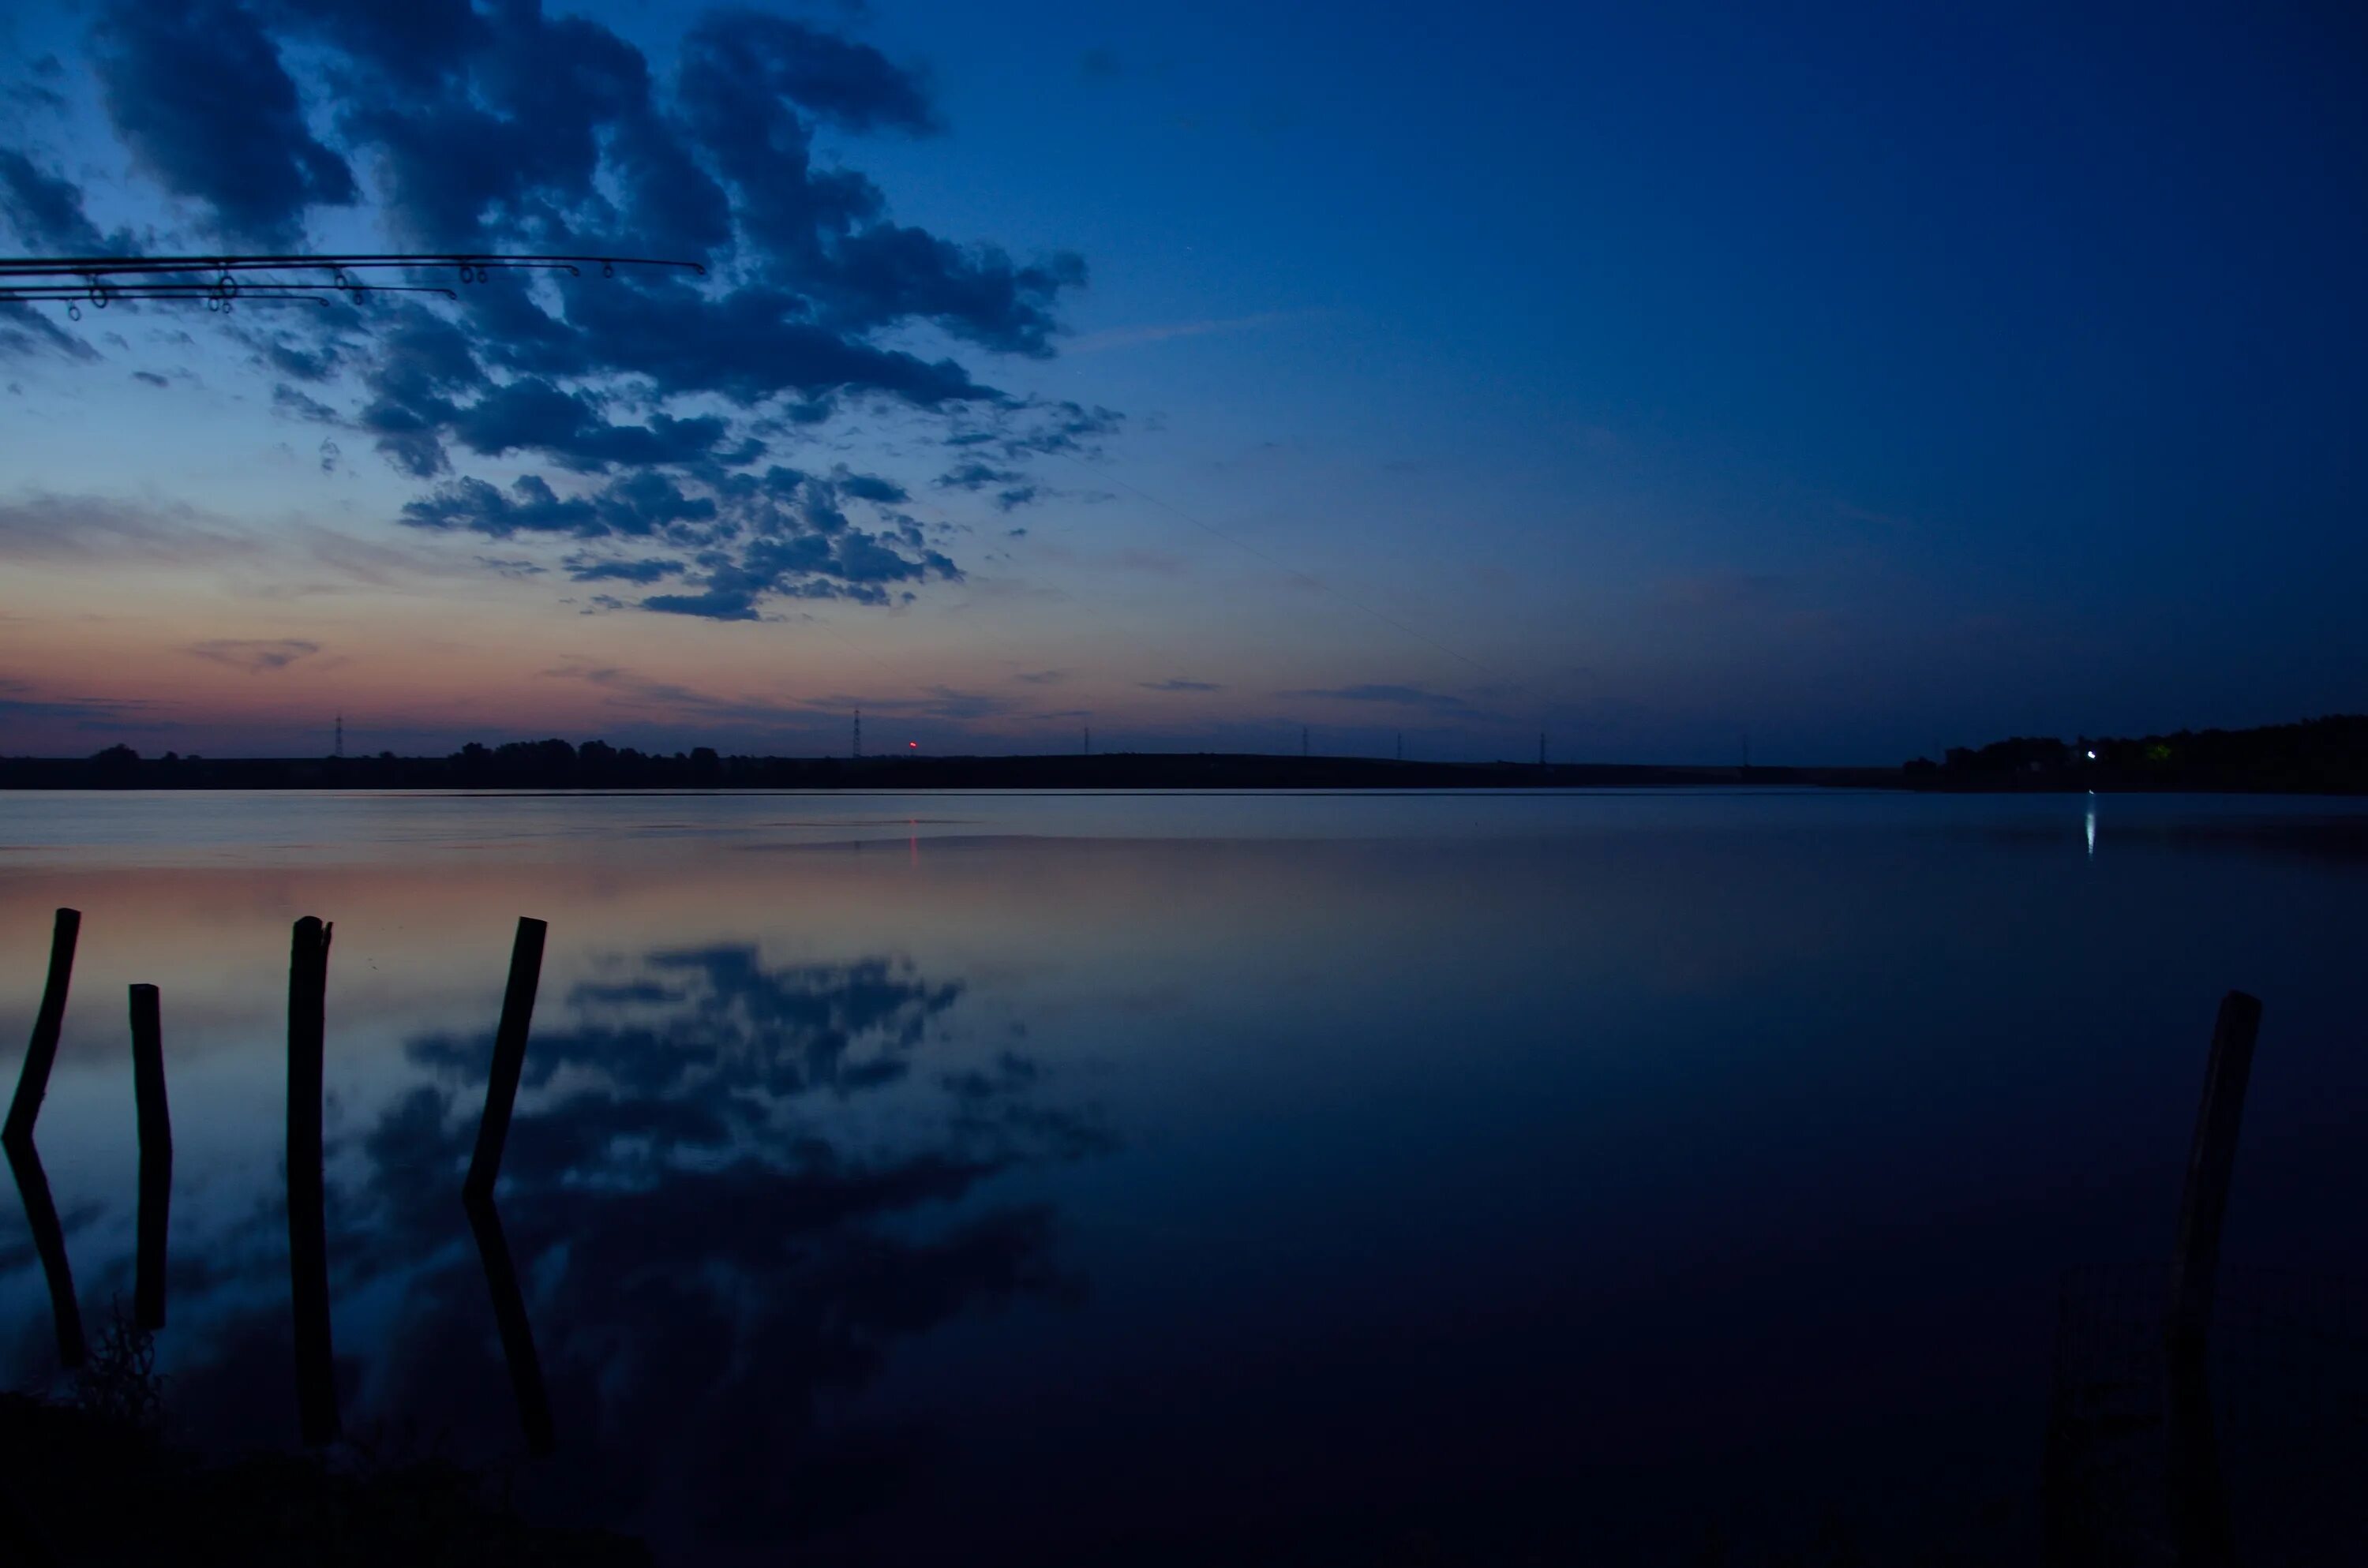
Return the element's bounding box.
[3,788,2365,1562]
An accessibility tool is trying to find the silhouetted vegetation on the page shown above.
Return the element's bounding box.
[0,740,1889,791]
[14,717,2366,791]
[0,1300,646,1566]
[0,1387,652,1566]
[1917,713,2368,793]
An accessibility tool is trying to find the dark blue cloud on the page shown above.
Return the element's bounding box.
[272,383,340,422]
[89,0,355,245]
[5,54,69,114]
[929,400,1122,510]
[402,463,955,617]
[937,458,1040,511]
[338,6,651,248]
[951,399,1124,460]
[539,280,992,407]
[275,0,482,88]
[641,522,958,621]
[0,151,105,251]
[674,15,901,264]
[594,471,719,535]
[835,471,909,503]
[402,473,597,536]
[636,586,762,621]
[821,226,1085,356]
[567,556,684,585]
[1141,678,1223,693]
[43,0,1107,615]
[680,13,936,139]
[0,304,99,363]
[448,379,729,472]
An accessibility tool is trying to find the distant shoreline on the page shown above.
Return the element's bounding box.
[5,749,2366,795]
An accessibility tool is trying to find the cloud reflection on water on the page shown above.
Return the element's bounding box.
[9,940,1107,1556]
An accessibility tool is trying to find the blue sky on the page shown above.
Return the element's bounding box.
[2,0,2362,762]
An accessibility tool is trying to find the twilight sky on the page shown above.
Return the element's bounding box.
[2,1,2362,763]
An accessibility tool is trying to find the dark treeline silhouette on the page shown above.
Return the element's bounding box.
[10,714,2368,791]
[1909,713,2368,793]
[1,740,1893,791]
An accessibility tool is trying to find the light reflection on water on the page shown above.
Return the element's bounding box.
[2,790,2366,1562]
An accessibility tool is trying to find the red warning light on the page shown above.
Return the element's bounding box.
[909,740,918,749]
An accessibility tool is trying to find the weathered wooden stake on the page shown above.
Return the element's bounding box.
[5,908,83,1368]
[129,983,172,1330]
[286,916,339,1444]
[465,1188,556,1455]
[4,909,80,1143]
[464,917,546,1199]
[2164,989,2260,1568]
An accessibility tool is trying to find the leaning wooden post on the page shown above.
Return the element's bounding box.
[286,917,339,1445]
[465,917,547,1200]
[457,918,552,1453]
[2164,990,2259,1568]
[4,909,80,1143]
[129,984,172,1330]
[5,908,83,1368]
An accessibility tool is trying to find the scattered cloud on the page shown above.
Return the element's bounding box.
[565,556,683,585]
[32,0,1114,612]
[540,659,822,728]
[0,148,110,252]
[0,492,254,567]
[90,0,357,246]
[401,466,955,619]
[1280,683,1473,713]
[1013,669,1066,686]
[186,637,324,673]
[1139,678,1223,693]
[0,678,163,730]
[0,303,100,363]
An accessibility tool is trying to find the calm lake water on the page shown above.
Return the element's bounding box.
[3,788,2366,1562]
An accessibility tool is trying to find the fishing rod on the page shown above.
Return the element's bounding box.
[0,252,705,309]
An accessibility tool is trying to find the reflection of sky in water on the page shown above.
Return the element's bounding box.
[4,791,2367,1562]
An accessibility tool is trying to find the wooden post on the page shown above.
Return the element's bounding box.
[129,984,171,1330]
[4,908,82,1368]
[4,909,80,1143]
[465,917,546,1199]
[465,1188,556,1455]
[2164,990,2260,1568]
[286,916,339,1444]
